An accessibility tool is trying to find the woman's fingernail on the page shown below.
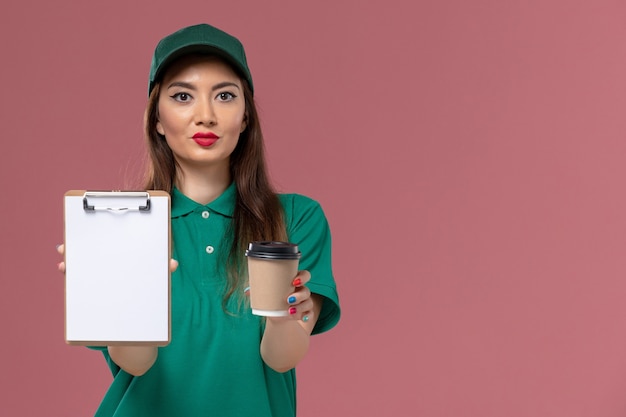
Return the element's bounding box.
[302,315,310,323]
[292,278,302,286]
[288,296,296,304]
[55,244,61,250]
[289,307,297,315]
[244,286,250,294]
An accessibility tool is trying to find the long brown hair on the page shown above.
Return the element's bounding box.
[143,58,287,309]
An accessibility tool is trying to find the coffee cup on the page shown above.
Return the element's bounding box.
[245,241,301,317]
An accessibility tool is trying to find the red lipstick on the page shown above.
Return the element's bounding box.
[192,132,219,147]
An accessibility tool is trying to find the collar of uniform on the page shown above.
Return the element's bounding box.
[170,182,236,218]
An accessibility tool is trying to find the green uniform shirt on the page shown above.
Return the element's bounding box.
[91,183,340,417]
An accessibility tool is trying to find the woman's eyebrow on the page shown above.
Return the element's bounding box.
[212,81,241,91]
[167,81,196,90]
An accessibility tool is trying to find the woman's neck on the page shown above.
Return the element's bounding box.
[175,162,232,205]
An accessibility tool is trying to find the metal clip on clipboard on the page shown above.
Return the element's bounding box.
[82,191,151,212]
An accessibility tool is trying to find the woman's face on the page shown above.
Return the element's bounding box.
[156,55,247,173]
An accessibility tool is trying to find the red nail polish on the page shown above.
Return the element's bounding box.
[292,278,302,286]
[289,307,297,315]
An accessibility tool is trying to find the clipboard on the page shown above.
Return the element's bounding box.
[64,190,171,346]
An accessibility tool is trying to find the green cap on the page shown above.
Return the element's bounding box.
[149,23,253,95]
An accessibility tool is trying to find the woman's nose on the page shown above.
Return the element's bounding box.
[194,99,216,125]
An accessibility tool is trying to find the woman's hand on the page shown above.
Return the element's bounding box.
[56,244,66,273]
[286,270,314,323]
[56,243,179,273]
[263,270,323,330]
[260,270,323,372]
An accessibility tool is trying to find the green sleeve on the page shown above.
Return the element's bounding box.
[87,346,123,377]
[280,194,341,335]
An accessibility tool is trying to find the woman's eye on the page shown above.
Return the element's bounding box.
[217,92,235,101]
[172,93,191,102]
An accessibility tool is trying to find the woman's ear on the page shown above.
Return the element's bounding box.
[240,114,248,133]
[156,120,165,136]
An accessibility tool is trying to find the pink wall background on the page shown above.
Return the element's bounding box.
[2,0,626,416]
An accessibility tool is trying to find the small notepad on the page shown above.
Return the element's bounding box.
[64,190,171,346]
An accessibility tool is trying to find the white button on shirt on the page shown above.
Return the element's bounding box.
[201,211,210,219]
[205,246,214,254]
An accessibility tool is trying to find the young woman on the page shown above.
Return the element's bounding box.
[58,23,340,416]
